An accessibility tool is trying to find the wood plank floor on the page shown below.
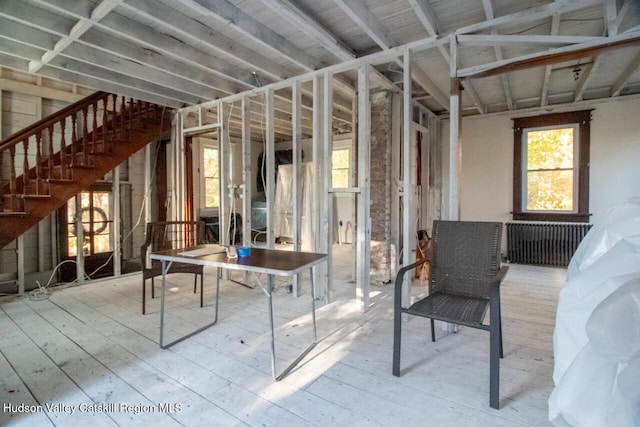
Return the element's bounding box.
[0,246,565,426]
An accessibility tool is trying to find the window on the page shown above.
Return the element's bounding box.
[513,110,591,222]
[331,148,350,188]
[66,189,112,257]
[203,146,219,208]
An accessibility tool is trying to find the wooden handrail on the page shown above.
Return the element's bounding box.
[0,91,108,151]
[0,91,168,214]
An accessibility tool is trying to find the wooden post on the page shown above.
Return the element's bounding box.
[241,95,252,247]
[402,48,413,310]
[356,64,371,312]
[291,81,302,296]
[265,90,276,249]
[112,164,121,276]
[322,71,334,303]
[219,101,230,247]
[448,34,462,221]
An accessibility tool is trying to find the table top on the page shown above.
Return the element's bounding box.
[150,245,328,276]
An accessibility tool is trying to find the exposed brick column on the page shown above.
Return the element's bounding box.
[369,91,393,282]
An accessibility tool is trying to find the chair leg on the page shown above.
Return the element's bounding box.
[142,278,146,315]
[193,274,197,294]
[151,277,155,299]
[392,309,402,377]
[499,306,504,359]
[430,319,436,342]
[199,272,204,308]
[490,305,501,409]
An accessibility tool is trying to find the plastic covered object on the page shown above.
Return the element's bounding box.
[567,197,640,279]
[549,200,640,427]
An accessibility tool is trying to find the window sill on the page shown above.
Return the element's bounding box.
[512,212,590,223]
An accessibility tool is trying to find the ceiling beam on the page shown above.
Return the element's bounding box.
[611,51,640,96]
[574,59,599,102]
[541,13,561,107]
[407,0,450,62]
[336,0,448,109]
[175,0,319,71]
[29,0,122,73]
[483,0,512,111]
[456,0,603,35]
[122,0,291,82]
[605,0,618,36]
[456,34,603,47]
[29,0,257,90]
[39,63,183,107]
[0,0,244,96]
[457,31,640,79]
[259,0,355,61]
[0,15,221,105]
[334,0,393,49]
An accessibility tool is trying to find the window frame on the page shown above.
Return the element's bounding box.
[331,146,351,189]
[200,142,220,210]
[512,110,591,222]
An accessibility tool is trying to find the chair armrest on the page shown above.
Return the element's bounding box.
[490,266,509,298]
[496,266,509,283]
[394,258,430,310]
[141,222,154,269]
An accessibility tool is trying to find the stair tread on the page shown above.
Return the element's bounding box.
[0,211,26,217]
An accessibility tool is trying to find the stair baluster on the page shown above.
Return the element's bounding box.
[0,91,171,248]
[35,133,43,194]
[22,138,30,192]
[71,113,77,167]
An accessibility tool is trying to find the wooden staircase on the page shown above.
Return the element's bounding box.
[0,92,172,249]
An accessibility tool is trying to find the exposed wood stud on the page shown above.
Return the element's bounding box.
[241,95,252,247]
[401,48,413,310]
[265,90,275,249]
[356,64,371,312]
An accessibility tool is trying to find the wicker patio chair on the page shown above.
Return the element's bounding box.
[392,220,509,409]
[141,221,205,315]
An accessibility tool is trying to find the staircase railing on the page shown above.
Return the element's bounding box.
[0,92,164,213]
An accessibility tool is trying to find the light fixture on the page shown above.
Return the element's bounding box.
[572,65,582,81]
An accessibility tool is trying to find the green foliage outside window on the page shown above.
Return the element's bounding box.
[525,127,575,211]
[332,148,350,188]
[203,147,220,208]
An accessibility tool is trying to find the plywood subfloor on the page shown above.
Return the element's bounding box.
[0,247,565,426]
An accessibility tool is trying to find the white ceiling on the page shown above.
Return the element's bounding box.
[0,0,639,125]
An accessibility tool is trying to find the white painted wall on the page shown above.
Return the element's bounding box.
[444,96,640,228]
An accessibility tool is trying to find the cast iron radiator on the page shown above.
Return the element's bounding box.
[506,222,592,266]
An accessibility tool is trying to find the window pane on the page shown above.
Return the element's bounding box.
[332,169,349,189]
[203,147,219,208]
[527,170,574,211]
[205,177,219,207]
[332,148,350,188]
[332,149,349,168]
[527,128,574,170]
[203,148,219,178]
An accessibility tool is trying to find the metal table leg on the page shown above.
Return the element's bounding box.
[268,266,319,381]
[160,264,221,349]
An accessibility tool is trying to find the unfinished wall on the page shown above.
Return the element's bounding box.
[447,96,640,230]
[0,70,147,292]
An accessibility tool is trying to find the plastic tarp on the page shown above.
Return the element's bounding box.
[273,163,315,252]
[549,199,640,426]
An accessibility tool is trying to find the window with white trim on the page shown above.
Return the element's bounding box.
[202,146,219,208]
[331,148,350,188]
[513,110,591,222]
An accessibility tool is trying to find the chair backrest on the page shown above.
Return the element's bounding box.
[429,220,503,298]
[141,221,205,259]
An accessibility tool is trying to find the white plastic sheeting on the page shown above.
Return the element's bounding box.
[549,199,640,426]
[273,163,315,252]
